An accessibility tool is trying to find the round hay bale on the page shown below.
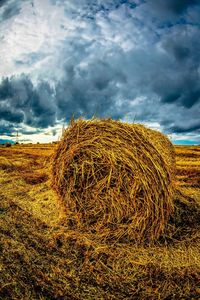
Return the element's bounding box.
[51,118,175,242]
[5,142,12,147]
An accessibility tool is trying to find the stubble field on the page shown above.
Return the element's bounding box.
[0,143,199,299]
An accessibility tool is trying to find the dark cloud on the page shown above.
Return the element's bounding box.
[52,0,137,10]
[0,76,56,128]
[164,109,200,134]
[0,0,8,8]
[51,0,138,20]
[0,0,21,22]
[0,77,13,99]
[169,124,200,134]
[55,58,127,122]
[154,26,200,108]
[147,0,199,15]
[153,71,200,108]
[163,41,191,63]
[0,105,24,123]
[161,26,200,64]
[2,4,20,20]
[0,122,15,136]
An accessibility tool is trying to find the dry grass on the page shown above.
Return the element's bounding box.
[52,119,175,243]
[0,138,200,299]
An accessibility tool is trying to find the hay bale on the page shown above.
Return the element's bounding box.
[51,118,175,242]
[5,142,12,147]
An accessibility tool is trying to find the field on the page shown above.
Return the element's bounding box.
[0,143,200,299]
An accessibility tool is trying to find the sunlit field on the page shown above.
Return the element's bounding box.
[0,143,199,299]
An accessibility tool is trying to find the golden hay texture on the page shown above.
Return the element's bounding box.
[51,118,175,242]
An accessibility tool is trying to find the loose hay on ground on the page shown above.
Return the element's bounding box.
[51,118,175,243]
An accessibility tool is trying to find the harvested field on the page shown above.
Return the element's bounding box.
[0,140,200,299]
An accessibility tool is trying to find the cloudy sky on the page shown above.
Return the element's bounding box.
[0,0,200,144]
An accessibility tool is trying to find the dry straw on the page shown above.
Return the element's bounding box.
[51,118,175,243]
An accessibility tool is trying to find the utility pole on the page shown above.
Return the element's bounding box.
[16,131,19,143]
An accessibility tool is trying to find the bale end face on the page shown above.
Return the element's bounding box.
[51,118,175,243]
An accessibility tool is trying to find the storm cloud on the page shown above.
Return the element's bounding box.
[147,0,199,15]
[0,76,56,127]
[0,0,200,143]
[0,0,21,22]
